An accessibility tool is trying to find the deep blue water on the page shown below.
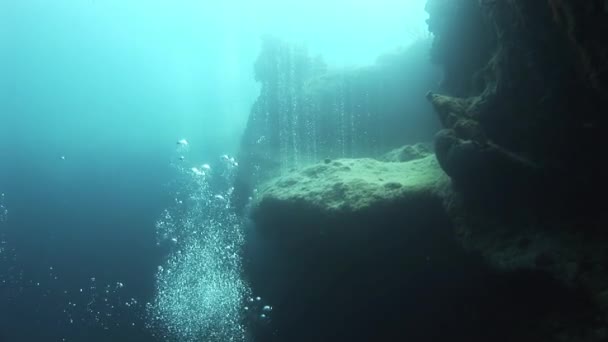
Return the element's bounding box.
[0,151,171,341]
[0,1,431,340]
[0,140,249,341]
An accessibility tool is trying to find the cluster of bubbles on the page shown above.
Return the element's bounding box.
[0,197,146,340]
[244,296,273,327]
[0,142,263,341]
[0,193,7,224]
[0,192,14,283]
[61,277,146,333]
[0,261,147,341]
[147,144,251,342]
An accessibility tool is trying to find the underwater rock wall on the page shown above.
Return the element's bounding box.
[247,151,597,341]
[424,0,608,338]
[233,36,441,212]
[425,0,607,211]
[238,2,608,340]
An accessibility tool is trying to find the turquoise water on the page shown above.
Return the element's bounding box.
[0,1,429,341]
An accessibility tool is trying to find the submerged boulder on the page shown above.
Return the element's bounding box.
[233,36,442,214]
[377,142,432,162]
[245,149,594,342]
[248,154,465,342]
[253,154,446,223]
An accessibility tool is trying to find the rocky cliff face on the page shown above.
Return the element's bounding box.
[424,0,608,339]
[425,0,607,213]
[247,150,599,341]
[240,1,608,341]
[233,37,441,212]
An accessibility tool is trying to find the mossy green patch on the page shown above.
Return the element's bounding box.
[254,154,447,215]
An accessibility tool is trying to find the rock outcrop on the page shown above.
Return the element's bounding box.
[422,0,608,339]
[233,37,442,213]
[246,150,597,342]
[424,0,606,211]
[240,2,608,341]
[253,154,446,223]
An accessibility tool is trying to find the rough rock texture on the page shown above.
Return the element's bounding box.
[425,0,606,204]
[443,189,608,341]
[254,154,445,219]
[377,142,432,162]
[242,2,608,341]
[423,0,608,339]
[547,0,608,97]
[246,151,596,342]
[233,37,441,213]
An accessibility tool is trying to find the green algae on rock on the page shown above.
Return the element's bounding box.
[245,153,479,342]
[253,154,448,220]
[377,142,432,162]
[246,149,596,341]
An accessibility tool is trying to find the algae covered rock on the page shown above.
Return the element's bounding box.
[377,142,432,162]
[245,151,593,342]
[247,154,468,342]
[252,154,448,236]
[233,36,441,214]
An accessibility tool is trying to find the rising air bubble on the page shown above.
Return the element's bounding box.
[148,155,251,342]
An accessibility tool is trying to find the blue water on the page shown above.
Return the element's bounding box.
[0,1,430,340]
[0,147,166,339]
[0,149,250,341]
